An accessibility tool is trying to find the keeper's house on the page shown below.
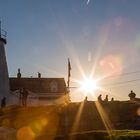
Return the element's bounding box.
[9,69,69,105]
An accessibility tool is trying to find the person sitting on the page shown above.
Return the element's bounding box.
[104,95,108,102]
[111,97,114,102]
[98,94,102,102]
[128,90,136,101]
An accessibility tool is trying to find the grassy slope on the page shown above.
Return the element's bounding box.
[54,130,140,140]
[0,102,140,139]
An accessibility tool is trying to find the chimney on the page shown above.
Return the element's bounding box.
[17,68,21,78]
[38,72,41,78]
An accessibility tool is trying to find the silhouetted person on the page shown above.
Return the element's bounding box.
[98,94,102,102]
[111,97,114,102]
[21,88,29,106]
[1,97,6,108]
[104,95,108,102]
[128,90,136,101]
[84,96,88,101]
[19,88,23,100]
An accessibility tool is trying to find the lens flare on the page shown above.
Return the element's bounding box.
[29,117,48,136]
[99,55,123,77]
[137,107,140,116]
[86,0,90,5]
[70,101,85,134]
[77,76,98,94]
[17,126,35,140]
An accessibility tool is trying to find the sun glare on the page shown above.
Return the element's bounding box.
[78,77,98,93]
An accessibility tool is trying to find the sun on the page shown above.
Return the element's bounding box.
[78,77,98,93]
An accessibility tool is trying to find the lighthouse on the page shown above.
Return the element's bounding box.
[0,22,10,100]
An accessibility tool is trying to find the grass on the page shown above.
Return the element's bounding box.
[54,130,140,140]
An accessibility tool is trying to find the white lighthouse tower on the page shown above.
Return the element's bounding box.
[0,22,10,101]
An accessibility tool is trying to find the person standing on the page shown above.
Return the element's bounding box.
[21,88,29,106]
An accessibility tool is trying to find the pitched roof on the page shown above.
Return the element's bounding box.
[9,77,67,94]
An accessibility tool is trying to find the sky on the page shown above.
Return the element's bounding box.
[1,0,140,101]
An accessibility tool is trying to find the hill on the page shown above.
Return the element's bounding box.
[0,101,140,139]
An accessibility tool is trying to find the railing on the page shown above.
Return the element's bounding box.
[0,21,7,39]
[0,29,7,39]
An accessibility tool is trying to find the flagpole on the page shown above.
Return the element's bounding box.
[67,58,71,90]
[64,58,71,139]
[67,77,70,89]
